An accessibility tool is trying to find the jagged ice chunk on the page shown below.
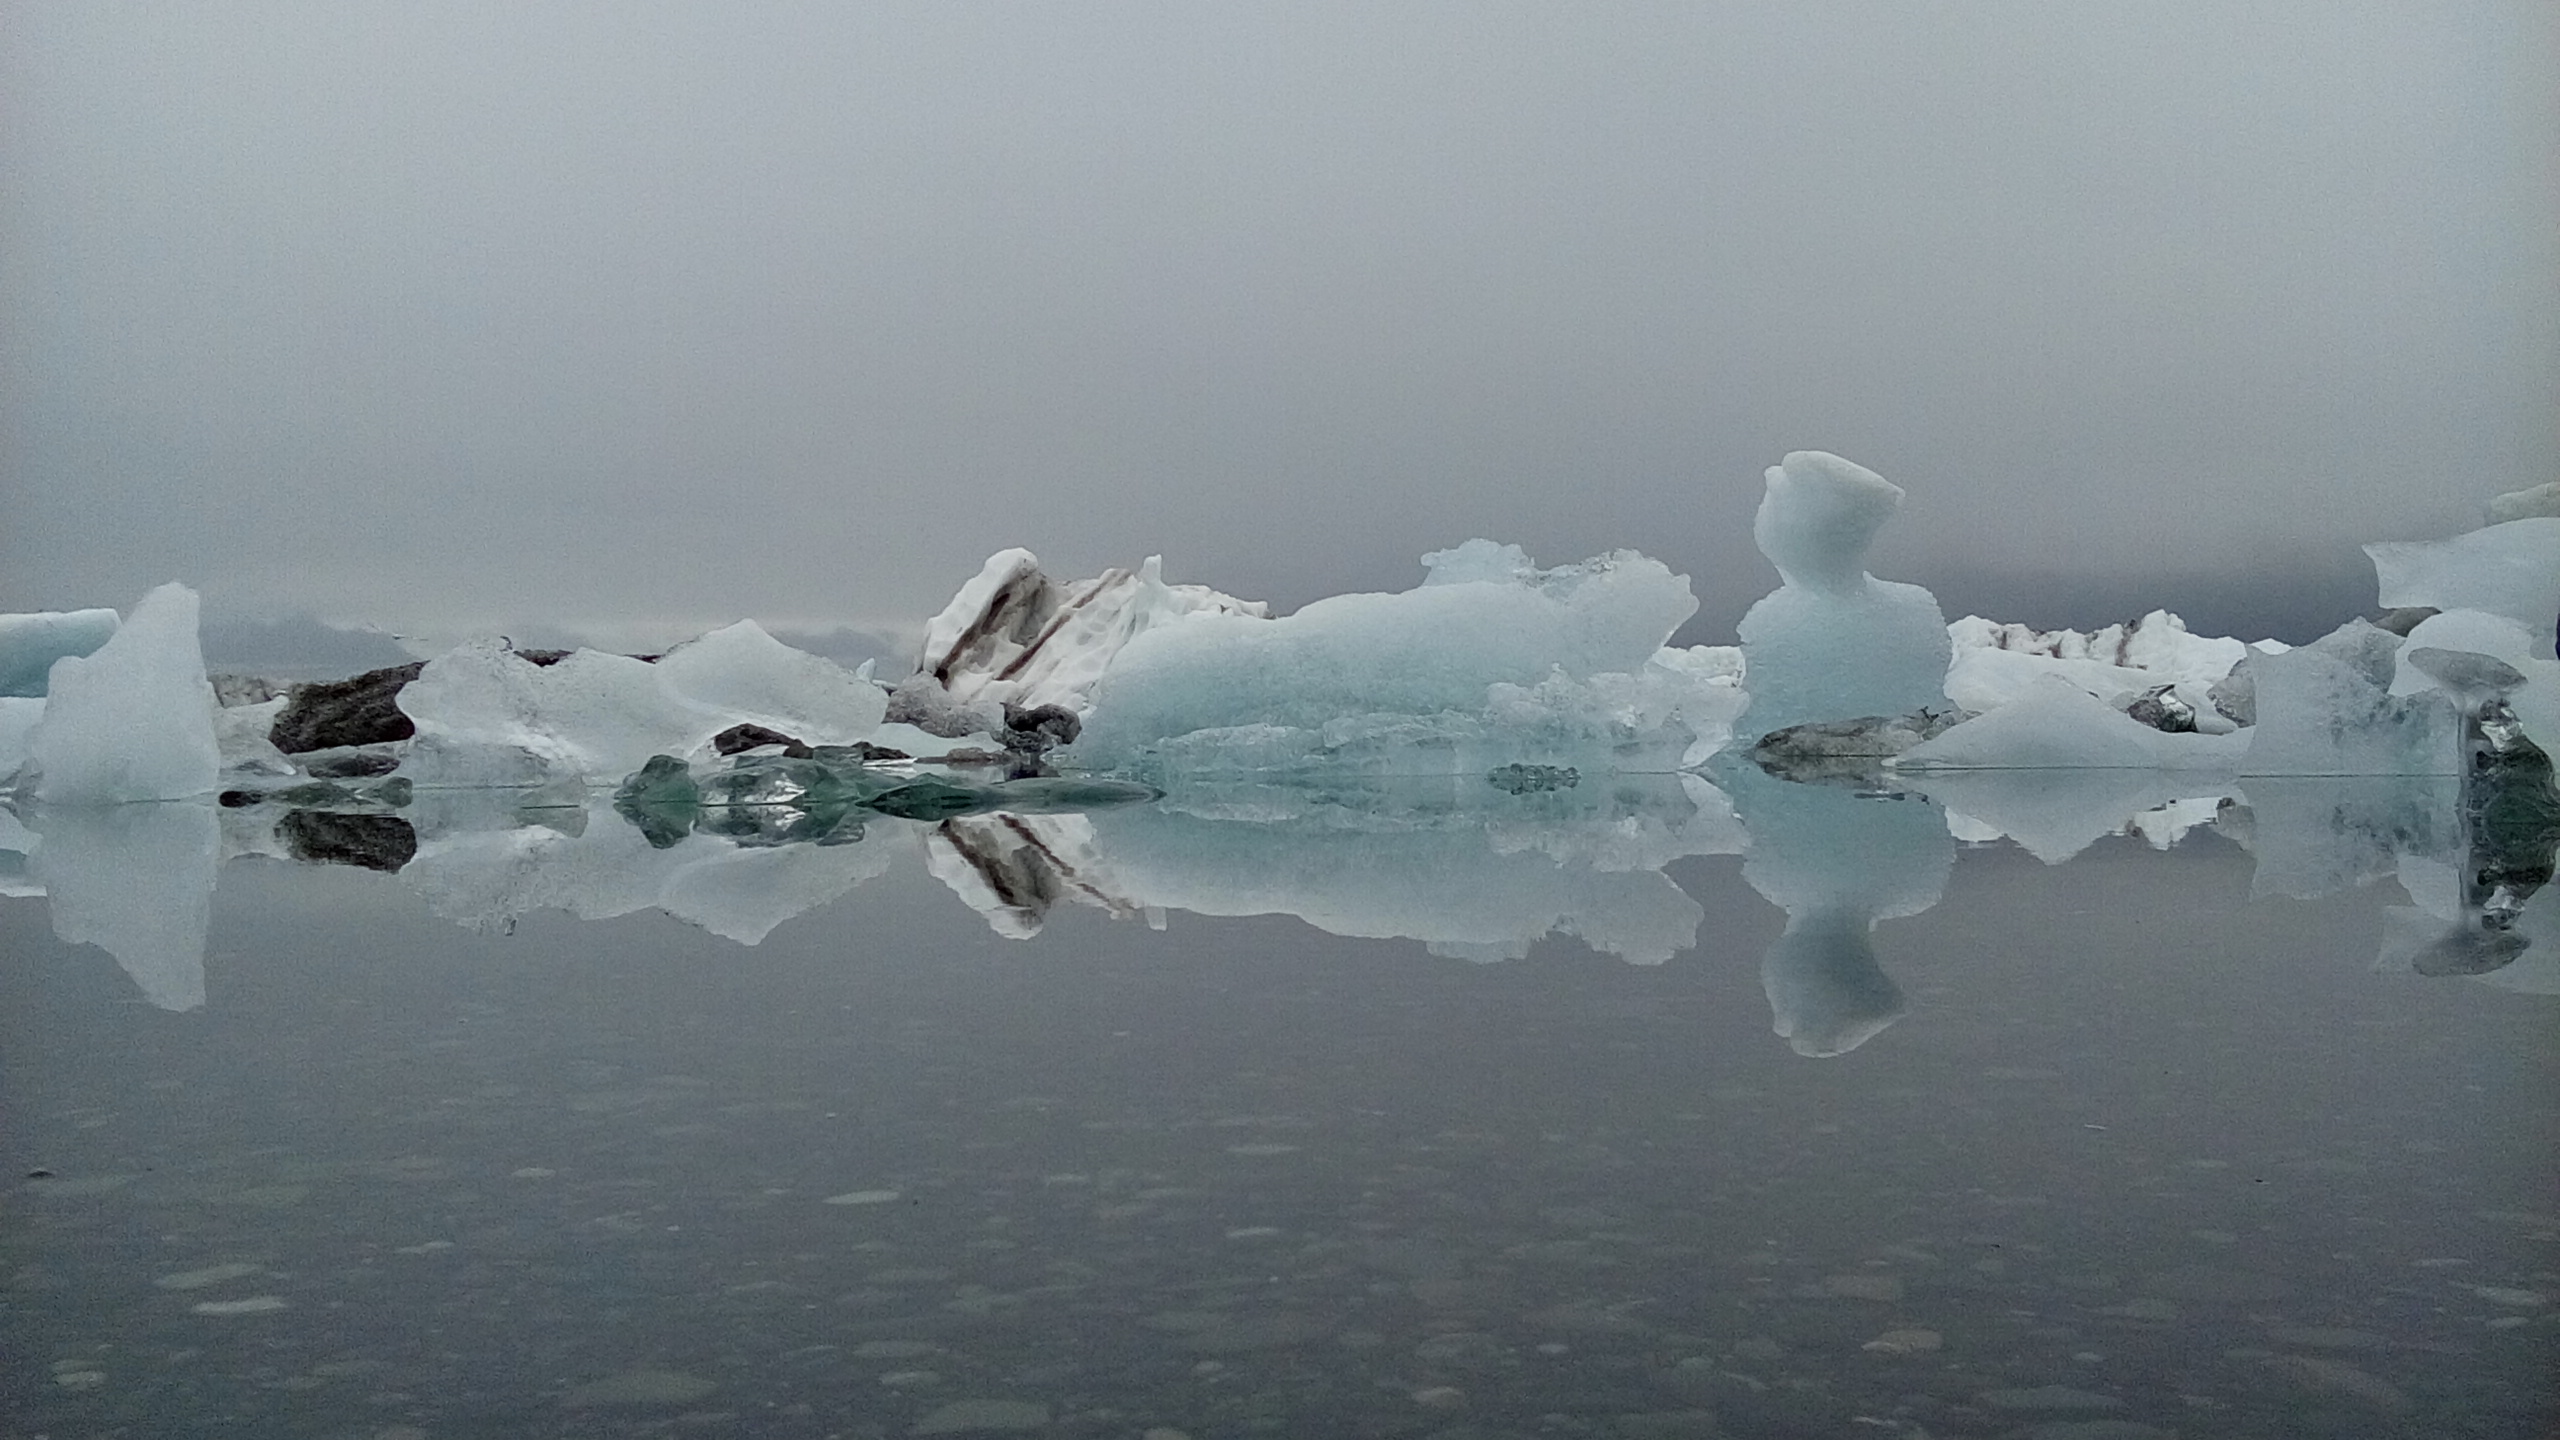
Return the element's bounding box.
[29,583,219,803]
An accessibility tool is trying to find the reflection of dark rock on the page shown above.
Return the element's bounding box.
[219,777,409,809]
[1487,763,1579,794]
[816,740,911,763]
[934,815,1067,934]
[2410,921,2532,977]
[865,776,1001,822]
[269,662,426,753]
[612,755,702,849]
[278,810,418,872]
[2123,684,2197,733]
[712,723,814,758]
[1750,709,1962,786]
[1760,906,1907,1057]
[304,749,402,779]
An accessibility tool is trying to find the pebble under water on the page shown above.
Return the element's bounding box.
[2,817,2554,1439]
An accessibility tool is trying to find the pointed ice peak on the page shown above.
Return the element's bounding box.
[1754,450,1905,597]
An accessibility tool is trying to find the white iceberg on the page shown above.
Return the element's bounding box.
[0,607,120,698]
[917,549,1266,718]
[2367,517,2560,632]
[2388,610,2559,750]
[1736,452,1950,738]
[27,583,220,804]
[1068,540,1730,775]
[396,621,884,786]
[1943,610,2268,731]
[1895,674,2249,773]
[2240,621,2458,776]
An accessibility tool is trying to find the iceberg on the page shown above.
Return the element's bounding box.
[395,621,884,786]
[2367,517,2560,633]
[27,583,220,803]
[1896,675,2249,773]
[0,607,120,697]
[2387,610,2560,751]
[1943,610,2265,732]
[1065,540,1733,776]
[2240,621,2458,776]
[1736,452,1950,738]
[909,549,1266,724]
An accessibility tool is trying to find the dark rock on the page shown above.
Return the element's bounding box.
[2122,683,2198,733]
[2370,605,2440,638]
[1751,708,1964,785]
[813,740,911,763]
[863,777,1000,821]
[712,723,814,758]
[513,648,573,667]
[268,662,426,753]
[2208,655,2257,726]
[1486,763,1579,794]
[303,749,402,779]
[884,674,1002,738]
[1000,702,1082,752]
[278,810,418,872]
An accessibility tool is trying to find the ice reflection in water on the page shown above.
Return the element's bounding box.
[4,755,2557,1020]
[1,768,2555,1439]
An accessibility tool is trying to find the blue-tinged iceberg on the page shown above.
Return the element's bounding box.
[0,607,120,698]
[958,540,1753,777]
[1736,452,1951,739]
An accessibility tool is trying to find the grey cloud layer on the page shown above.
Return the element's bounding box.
[4,3,2552,647]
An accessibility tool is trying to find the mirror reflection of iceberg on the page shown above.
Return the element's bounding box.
[1720,763,1952,1057]
[26,801,219,1011]
[930,773,1747,964]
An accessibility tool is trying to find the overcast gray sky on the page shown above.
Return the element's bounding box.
[4,2,2553,652]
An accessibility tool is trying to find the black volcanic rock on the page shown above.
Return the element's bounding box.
[269,662,425,753]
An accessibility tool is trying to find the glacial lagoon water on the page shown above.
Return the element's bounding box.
[3,782,2555,1439]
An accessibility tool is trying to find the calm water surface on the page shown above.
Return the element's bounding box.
[3,795,2554,1439]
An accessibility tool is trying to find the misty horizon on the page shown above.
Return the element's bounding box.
[5,3,2552,650]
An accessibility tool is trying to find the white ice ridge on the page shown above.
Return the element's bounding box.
[1944,610,2276,731]
[1736,452,1950,738]
[27,583,219,804]
[2367,517,2560,631]
[916,549,1266,717]
[396,620,886,785]
[1064,540,1744,775]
